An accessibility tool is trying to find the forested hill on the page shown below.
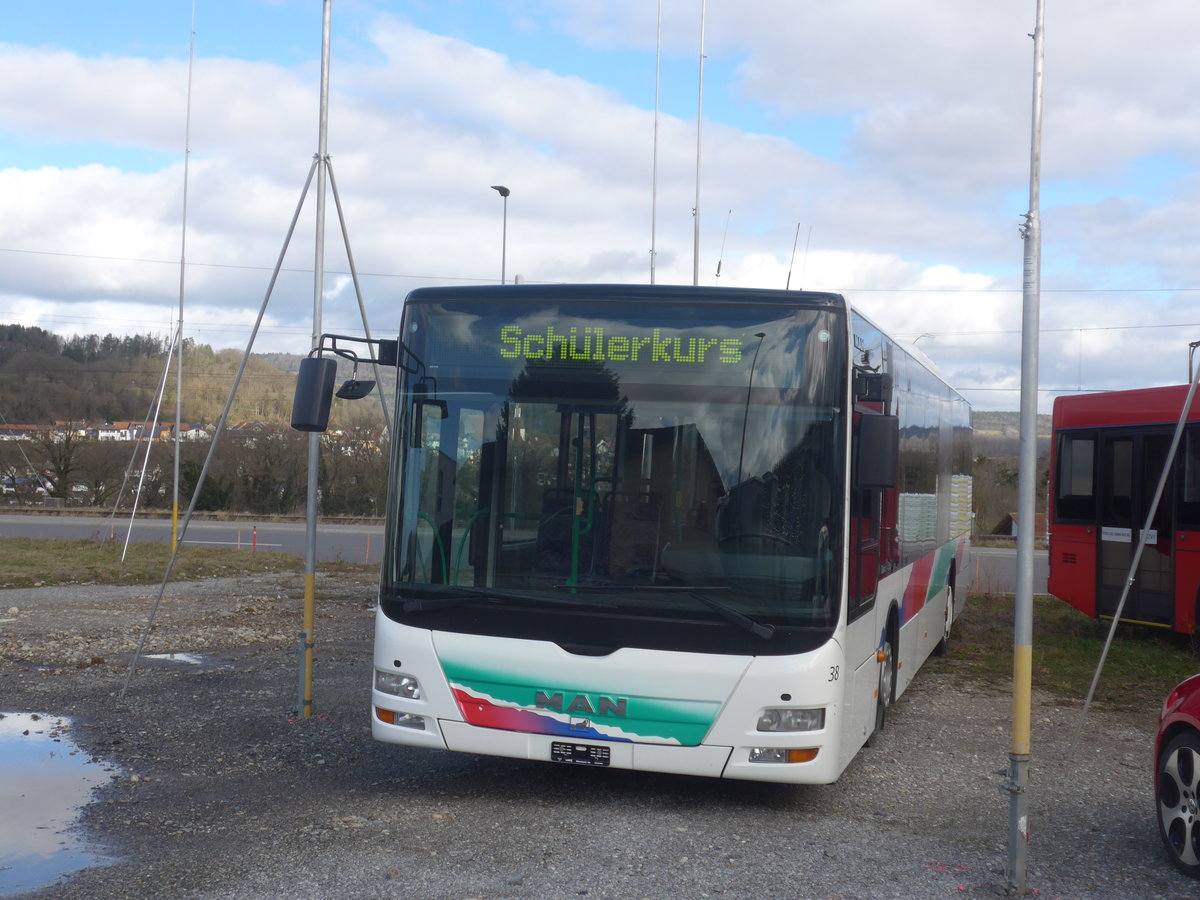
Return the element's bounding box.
[0,322,1043,448]
[0,324,313,427]
[0,325,170,365]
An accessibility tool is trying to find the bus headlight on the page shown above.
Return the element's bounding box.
[756,708,825,732]
[375,669,422,700]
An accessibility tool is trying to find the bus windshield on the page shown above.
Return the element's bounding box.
[383,294,847,634]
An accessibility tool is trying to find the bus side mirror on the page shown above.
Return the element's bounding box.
[856,414,899,489]
[854,371,893,404]
[291,356,338,433]
[377,339,399,368]
[335,378,376,400]
[409,379,448,447]
[334,339,398,400]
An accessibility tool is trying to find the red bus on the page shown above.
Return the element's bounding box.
[1049,384,1200,634]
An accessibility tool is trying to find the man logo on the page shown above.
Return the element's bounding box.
[535,690,628,718]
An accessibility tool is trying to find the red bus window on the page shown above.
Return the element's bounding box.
[1177,427,1200,528]
[1056,432,1096,521]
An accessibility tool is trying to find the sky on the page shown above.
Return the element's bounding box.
[3,0,1200,413]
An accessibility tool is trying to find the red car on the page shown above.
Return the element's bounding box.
[1156,672,1200,877]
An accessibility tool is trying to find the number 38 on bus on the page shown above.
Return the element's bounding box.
[293,284,972,784]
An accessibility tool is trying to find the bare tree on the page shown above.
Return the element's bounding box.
[75,440,132,506]
[29,426,82,499]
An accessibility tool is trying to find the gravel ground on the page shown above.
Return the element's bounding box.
[0,575,1195,900]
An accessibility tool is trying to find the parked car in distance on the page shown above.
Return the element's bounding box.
[1156,672,1200,878]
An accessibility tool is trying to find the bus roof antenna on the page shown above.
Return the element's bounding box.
[715,209,731,283]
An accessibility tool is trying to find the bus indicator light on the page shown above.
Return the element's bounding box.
[748,747,819,764]
[375,707,427,730]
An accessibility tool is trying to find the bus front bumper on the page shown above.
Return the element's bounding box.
[372,711,842,784]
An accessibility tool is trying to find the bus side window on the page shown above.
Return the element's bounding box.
[1177,427,1200,528]
[1055,432,1096,521]
[849,413,892,618]
[848,485,881,618]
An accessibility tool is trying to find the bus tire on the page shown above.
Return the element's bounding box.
[869,634,895,743]
[933,584,954,657]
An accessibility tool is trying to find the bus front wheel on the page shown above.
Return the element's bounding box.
[872,637,895,738]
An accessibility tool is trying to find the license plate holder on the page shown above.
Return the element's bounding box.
[550,741,611,767]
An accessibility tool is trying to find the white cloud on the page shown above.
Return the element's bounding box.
[1,3,1200,413]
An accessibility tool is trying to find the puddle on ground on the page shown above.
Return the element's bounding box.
[144,651,233,671]
[0,713,117,896]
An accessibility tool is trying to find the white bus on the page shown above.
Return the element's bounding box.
[297,283,971,784]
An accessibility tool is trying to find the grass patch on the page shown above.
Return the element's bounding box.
[0,536,375,589]
[940,592,1200,714]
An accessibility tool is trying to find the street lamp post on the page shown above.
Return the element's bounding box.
[490,185,510,284]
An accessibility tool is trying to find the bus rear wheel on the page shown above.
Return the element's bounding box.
[934,585,954,657]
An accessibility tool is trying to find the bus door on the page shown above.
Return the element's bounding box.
[1097,431,1174,626]
[1169,426,1200,634]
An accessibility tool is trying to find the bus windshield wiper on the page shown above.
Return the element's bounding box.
[399,587,617,613]
[688,591,776,640]
[399,591,488,613]
[558,584,775,639]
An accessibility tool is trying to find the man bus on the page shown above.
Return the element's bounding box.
[294,283,972,784]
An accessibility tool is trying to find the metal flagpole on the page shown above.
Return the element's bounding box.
[173,0,197,552]
[301,0,333,719]
[1007,0,1045,893]
[122,329,177,561]
[650,0,662,284]
[326,159,391,434]
[122,160,320,700]
[109,333,177,536]
[125,2,377,707]
[692,0,705,287]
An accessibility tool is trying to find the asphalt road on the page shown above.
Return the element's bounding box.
[966,545,1048,595]
[0,513,384,565]
[0,514,1043,595]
